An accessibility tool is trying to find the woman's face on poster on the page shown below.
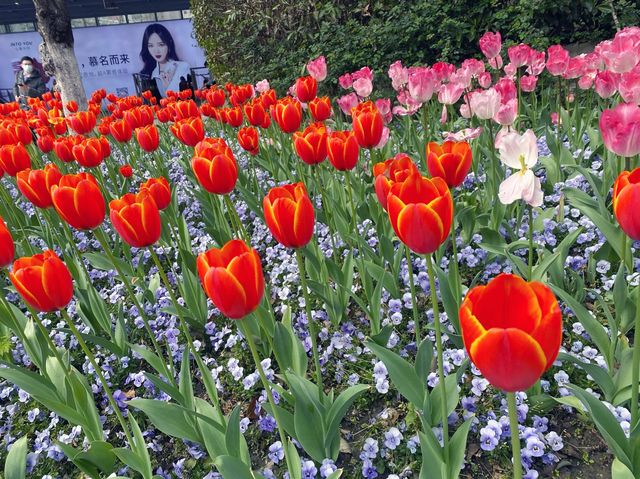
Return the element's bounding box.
[148,33,169,64]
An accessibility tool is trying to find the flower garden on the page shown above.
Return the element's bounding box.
[1,27,640,479]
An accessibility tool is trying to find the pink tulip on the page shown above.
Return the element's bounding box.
[599,102,640,157]
[375,126,390,149]
[432,62,456,82]
[578,73,595,90]
[461,58,485,77]
[375,98,392,124]
[619,68,640,104]
[520,75,538,92]
[489,56,504,70]
[563,55,587,80]
[470,87,502,120]
[443,127,483,142]
[479,31,502,59]
[494,98,518,126]
[388,60,409,91]
[338,73,353,89]
[460,101,471,119]
[478,72,492,88]
[407,67,436,103]
[508,44,531,68]
[451,67,473,89]
[352,66,374,82]
[353,77,373,98]
[438,82,464,105]
[393,90,422,116]
[546,45,570,76]
[597,28,640,74]
[306,55,327,82]
[594,71,619,99]
[336,93,359,116]
[503,63,517,78]
[526,50,546,76]
[494,77,517,102]
[255,79,270,93]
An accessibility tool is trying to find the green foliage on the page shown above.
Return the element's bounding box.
[190,0,637,95]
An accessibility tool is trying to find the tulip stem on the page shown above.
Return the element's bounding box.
[425,253,449,464]
[223,194,250,243]
[405,247,421,346]
[295,249,324,400]
[450,201,461,306]
[630,272,640,429]
[507,392,523,479]
[61,309,134,446]
[238,318,295,474]
[94,227,174,384]
[312,165,339,261]
[528,205,534,280]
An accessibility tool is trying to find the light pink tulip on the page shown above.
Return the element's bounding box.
[526,50,546,76]
[489,56,504,70]
[353,77,373,98]
[352,66,373,82]
[594,71,619,99]
[388,60,409,91]
[478,72,492,89]
[461,58,485,77]
[597,29,640,74]
[546,45,570,76]
[375,126,390,149]
[599,102,640,157]
[520,75,538,92]
[503,63,517,78]
[255,79,270,94]
[438,82,464,105]
[578,72,595,90]
[460,102,471,119]
[563,55,587,80]
[407,67,436,103]
[498,129,543,207]
[451,67,473,89]
[479,31,502,59]
[470,87,502,120]
[306,55,327,82]
[375,98,393,123]
[494,98,518,126]
[618,68,640,105]
[443,127,483,142]
[336,93,359,115]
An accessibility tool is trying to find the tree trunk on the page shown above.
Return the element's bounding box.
[32,0,87,111]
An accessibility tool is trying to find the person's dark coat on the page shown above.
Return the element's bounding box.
[13,69,47,103]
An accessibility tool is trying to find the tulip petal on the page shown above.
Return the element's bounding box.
[528,282,562,370]
[204,267,248,319]
[41,255,73,310]
[470,328,547,392]
[396,203,443,254]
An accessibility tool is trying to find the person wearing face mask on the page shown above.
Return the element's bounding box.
[13,56,47,108]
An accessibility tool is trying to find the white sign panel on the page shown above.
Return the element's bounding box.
[0,19,205,98]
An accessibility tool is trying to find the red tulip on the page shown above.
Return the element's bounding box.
[0,143,31,176]
[53,136,82,163]
[109,192,161,248]
[293,122,327,165]
[244,100,271,128]
[36,132,54,153]
[197,239,264,319]
[9,250,74,312]
[120,164,133,178]
[372,154,420,210]
[613,168,640,240]
[327,130,359,171]
[0,216,14,268]
[387,173,453,254]
[223,106,244,128]
[72,137,109,168]
[170,117,205,147]
[68,111,96,135]
[263,183,315,248]
[238,127,259,155]
[271,97,302,133]
[426,141,473,187]
[139,177,171,210]
[460,274,562,392]
[351,101,384,148]
[295,76,318,103]
[109,118,133,143]
[171,100,200,121]
[51,173,106,230]
[136,125,160,153]
[16,164,62,208]
[309,96,332,122]
[206,88,226,108]
[192,138,238,194]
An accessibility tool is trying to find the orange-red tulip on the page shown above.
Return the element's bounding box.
[309,96,332,122]
[109,118,133,143]
[68,111,96,135]
[139,177,171,210]
[16,164,62,209]
[206,88,226,108]
[197,239,264,319]
[238,127,259,155]
[426,141,473,187]
[9,250,74,312]
[271,97,302,133]
[459,273,562,392]
[136,125,160,153]
[0,216,14,268]
[244,100,270,128]
[293,122,327,165]
[222,106,244,128]
[352,101,384,148]
[295,76,318,103]
[0,143,31,176]
[53,136,82,163]
[51,173,106,230]
[72,137,110,168]
[109,192,161,248]
[171,100,199,121]
[387,173,453,254]
[170,117,205,147]
[263,183,315,248]
[327,130,359,171]
[192,139,238,194]
[613,168,640,240]
[372,153,420,210]
[36,132,54,153]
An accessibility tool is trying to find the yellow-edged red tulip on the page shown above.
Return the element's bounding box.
[109,191,162,248]
[263,183,315,248]
[426,141,473,187]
